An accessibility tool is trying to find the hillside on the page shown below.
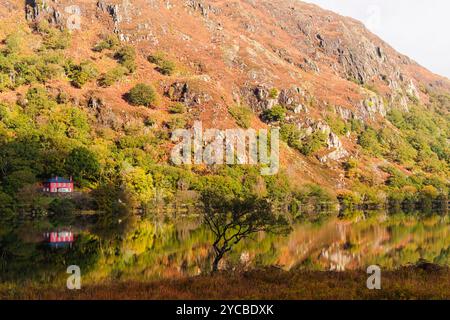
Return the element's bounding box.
[0,0,449,221]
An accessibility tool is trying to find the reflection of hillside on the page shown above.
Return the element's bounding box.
[320,244,354,271]
[277,219,342,269]
[28,212,449,282]
[272,214,450,271]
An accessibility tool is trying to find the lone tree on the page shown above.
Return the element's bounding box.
[200,189,291,272]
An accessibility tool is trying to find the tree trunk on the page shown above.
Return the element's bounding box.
[212,252,223,273]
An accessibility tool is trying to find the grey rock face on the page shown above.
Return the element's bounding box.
[319,148,349,163]
[242,85,305,113]
[185,0,221,18]
[88,95,105,111]
[299,120,349,162]
[166,82,212,107]
[25,0,63,25]
[298,57,320,73]
[360,95,386,120]
[241,85,277,112]
[335,106,354,121]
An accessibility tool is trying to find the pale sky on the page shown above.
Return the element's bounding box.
[303,0,450,79]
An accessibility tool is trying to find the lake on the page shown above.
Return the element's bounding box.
[2,210,449,282]
[85,210,449,281]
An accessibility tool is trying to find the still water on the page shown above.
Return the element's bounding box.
[4,210,448,282]
[89,210,449,280]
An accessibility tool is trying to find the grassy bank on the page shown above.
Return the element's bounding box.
[3,265,449,300]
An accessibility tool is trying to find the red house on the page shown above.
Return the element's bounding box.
[43,176,74,193]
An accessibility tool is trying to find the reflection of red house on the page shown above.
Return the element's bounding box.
[44,231,75,248]
[45,231,74,243]
[43,177,74,193]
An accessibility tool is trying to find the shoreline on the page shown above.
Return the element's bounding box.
[3,264,449,300]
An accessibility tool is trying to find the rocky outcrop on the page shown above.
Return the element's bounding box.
[185,0,221,18]
[335,106,355,121]
[298,119,349,162]
[294,104,308,114]
[25,0,64,25]
[319,149,349,163]
[360,94,386,120]
[279,87,305,109]
[96,0,134,40]
[166,81,212,107]
[298,57,320,74]
[241,84,349,162]
[87,95,105,111]
[85,93,122,130]
[242,85,305,113]
[243,85,278,112]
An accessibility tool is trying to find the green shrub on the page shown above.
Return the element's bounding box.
[262,105,286,122]
[4,32,26,55]
[300,131,327,156]
[269,88,279,99]
[383,166,409,189]
[358,127,383,155]
[12,57,41,86]
[390,138,417,164]
[147,52,176,75]
[387,105,449,173]
[65,60,98,88]
[3,169,37,194]
[0,191,15,220]
[295,184,335,208]
[147,52,166,65]
[93,34,120,52]
[37,21,71,50]
[36,61,63,83]
[280,124,302,151]
[164,116,187,130]
[115,46,137,73]
[0,55,44,88]
[0,103,7,120]
[158,60,176,76]
[169,103,186,114]
[326,115,348,136]
[0,73,13,91]
[126,83,157,107]
[387,109,407,130]
[418,185,439,212]
[229,105,252,128]
[98,66,128,87]
[349,118,363,133]
[0,30,67,91]
[143,117,156,127]
[24,86,58,116]
[56,91,70,104]
[337,191,362,209]
[280,125,327,156]
[343,159,360,179]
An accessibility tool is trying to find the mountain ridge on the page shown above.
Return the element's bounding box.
[0,0,448,193]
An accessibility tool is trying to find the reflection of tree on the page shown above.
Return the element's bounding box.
[200,190,291,272]
[92,182,137,240]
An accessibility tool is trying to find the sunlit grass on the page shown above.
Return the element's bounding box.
[2,266,449,300]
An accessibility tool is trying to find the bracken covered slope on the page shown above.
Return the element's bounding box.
[0,0,449,191]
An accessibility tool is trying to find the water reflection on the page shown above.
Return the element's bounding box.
[2,210,449,282]
[96,210,449,280]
